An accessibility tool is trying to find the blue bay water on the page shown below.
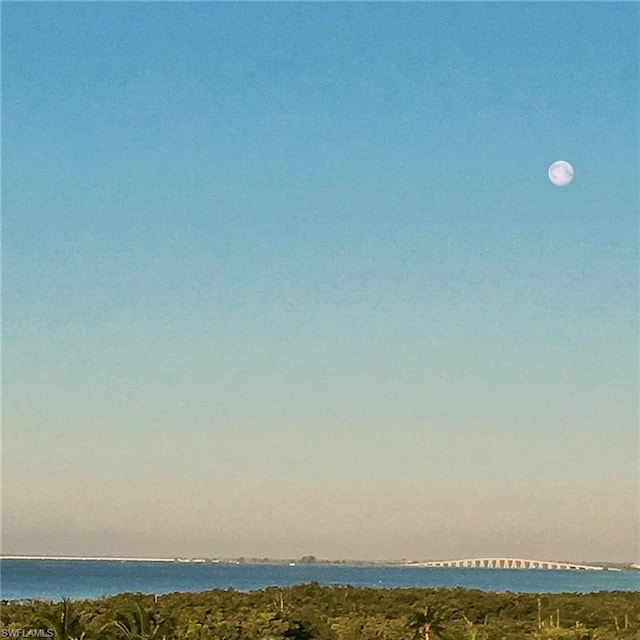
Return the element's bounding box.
[1,560,638,601]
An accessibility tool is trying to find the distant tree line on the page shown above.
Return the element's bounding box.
[2,583,639,639]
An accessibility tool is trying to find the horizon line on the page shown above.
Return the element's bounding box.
[1,554,636,566]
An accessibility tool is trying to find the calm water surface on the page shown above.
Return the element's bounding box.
[1,560,638,601]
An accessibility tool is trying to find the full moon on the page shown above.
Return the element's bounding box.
[548,160,574,186]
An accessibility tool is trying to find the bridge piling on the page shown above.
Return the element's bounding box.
[412,558,604,571]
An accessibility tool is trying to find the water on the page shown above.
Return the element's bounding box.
[1,560,638,601]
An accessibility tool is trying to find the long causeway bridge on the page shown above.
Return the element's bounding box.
[410,558,603,571]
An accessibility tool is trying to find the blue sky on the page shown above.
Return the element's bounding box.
[3,2,638,561]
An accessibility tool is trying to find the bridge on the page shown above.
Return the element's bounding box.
[408,558,603,571]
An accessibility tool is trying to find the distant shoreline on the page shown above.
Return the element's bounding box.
[0,556,181,563]
[0,556,375,565]
[1,555,637,571]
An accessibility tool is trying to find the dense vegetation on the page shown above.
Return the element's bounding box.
[2,583,639,639]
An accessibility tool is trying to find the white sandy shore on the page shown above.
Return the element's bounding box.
[0,555,190,562]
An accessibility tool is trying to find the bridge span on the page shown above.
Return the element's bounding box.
[409,558,603,571]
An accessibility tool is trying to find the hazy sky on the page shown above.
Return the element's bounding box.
[3,2,638,563]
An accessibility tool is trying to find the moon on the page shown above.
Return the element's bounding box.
[548,160,574,186]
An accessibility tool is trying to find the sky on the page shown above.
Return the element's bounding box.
[2,2,638,563]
